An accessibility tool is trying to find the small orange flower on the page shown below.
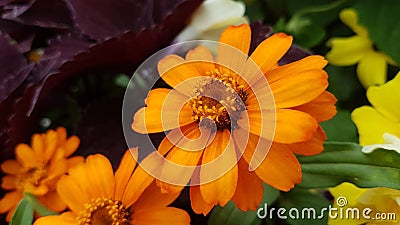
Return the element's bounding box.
[0,127,83,221]
[34,149,190,225]
[132,24,336,214]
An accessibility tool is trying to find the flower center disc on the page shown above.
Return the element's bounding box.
[188,69,248,131]
[17,165,48,191]
[78,198,130,225]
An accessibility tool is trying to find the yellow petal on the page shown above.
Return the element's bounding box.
[339,8,368,37]
[351,106,400,145]
[329,182,367,207]
[326,35,371,66]
[357,51,387,88]
[366,72,400,122]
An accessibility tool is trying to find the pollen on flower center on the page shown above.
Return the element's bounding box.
[188,68,248,130]
[77,198,131,225]
[17,165,48,191]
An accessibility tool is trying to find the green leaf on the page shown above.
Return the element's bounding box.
[25,193,58,216]
[354,0,400,64]
[10,198,34,225]
[320,110,358,142]
[298,142,400,189]
[277,188,331,225]
[208,184,280,225]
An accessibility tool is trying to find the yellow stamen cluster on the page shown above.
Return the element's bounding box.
[77,198,130,225]
[188,68,248,130]
[206,69,245,93]
[17,165,48,191]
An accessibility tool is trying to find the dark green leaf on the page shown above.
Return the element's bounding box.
[25,193,58,216]
[293,24,326,49]
[277,188,331,225]
[320,110,358,142]
[355,0,400,64]
[208,184,280,225]
[10,198,34,225]
[298,142,400,189]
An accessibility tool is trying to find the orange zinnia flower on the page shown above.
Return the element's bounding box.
[34,149,190,225]
[0,127,83,221]
[132,24,336,214]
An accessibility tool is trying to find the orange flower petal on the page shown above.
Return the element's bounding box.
[1,160,22,175]
[6,205,17,222]
[132,102,194,134]
[15,143,36,167]
[66,163,95,200]
[158,54,201,90]
[275,109,318,143]
[232,159,264,211]
[85,154,115,198]
[0,191,23,213]
[292,91,337,122]
[133,208,190,225]
[270,69,329,108]
[185,45,216,75]
[132,181,179,211]
[246,142,301,191]
[34,212,77,225]
[55,127,67,143]
[38,191,67,212]
[66,156,84,169]
[289,125,326,156]
[190,185,214,215]
[158,126,209,193]
[31,134,44,159]
[122,152,158,208]
[57,175,87,213]
[217,24,251,74]
[115,148,138,201]
[249,33,292,74]
[63,136,80,157]
[200,130,238,206]
[1,175,17,190]
[43,130,58,163]
[265,55,328,83]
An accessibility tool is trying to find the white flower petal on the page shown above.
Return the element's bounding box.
[362,133,400,154]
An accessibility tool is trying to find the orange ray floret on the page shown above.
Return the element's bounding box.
[0,127,83,221]
[131,24,337,214]
[34,149,190,225]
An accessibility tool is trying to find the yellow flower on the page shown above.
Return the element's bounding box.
[352,72,400,145]
[132,24,336,214]
[0,127,83,221]
[329,182,400,225]
[174,0,248,42]
[34,149,190,225]
[326,8,396,88]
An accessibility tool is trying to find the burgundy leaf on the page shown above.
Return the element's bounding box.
[0,31,33,103]
[2,0,73,29]
[2,0,202,157]
[64,0,195,41]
